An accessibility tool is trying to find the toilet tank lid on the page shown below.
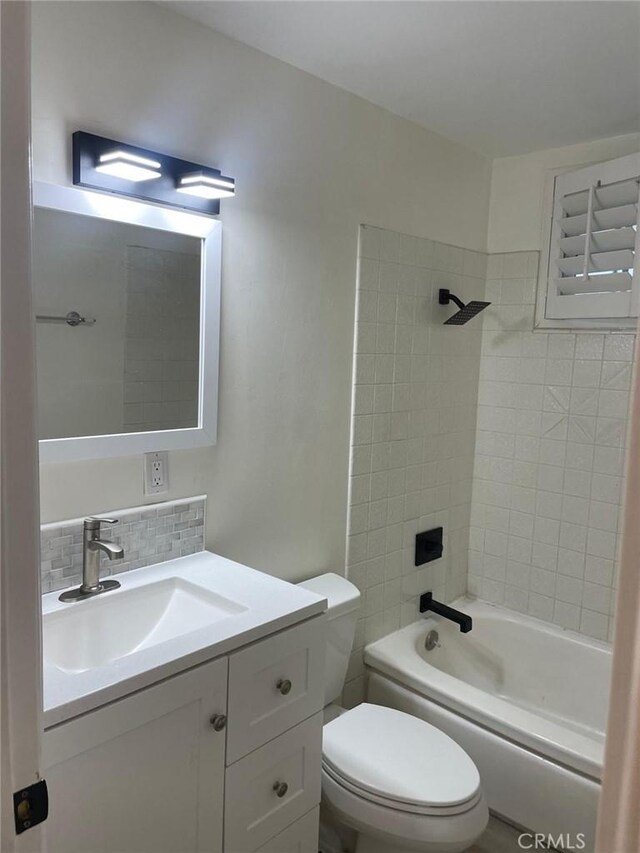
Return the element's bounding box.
[298,572,360,618]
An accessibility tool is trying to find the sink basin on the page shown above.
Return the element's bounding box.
[44,577,247,673]
[41,551,327,728]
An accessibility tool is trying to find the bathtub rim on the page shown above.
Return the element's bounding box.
[363,597,609,781]
[366,671,601,851]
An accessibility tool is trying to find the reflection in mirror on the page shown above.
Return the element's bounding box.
[33,208,202,440]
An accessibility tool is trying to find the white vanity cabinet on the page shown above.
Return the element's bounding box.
[42,615,325,853]
[43,657,228,853]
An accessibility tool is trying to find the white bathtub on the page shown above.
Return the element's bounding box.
[364,598,611,850]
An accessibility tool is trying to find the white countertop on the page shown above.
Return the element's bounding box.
[42,551,326,728]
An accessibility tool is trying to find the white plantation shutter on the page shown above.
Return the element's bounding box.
[546,152,640,321]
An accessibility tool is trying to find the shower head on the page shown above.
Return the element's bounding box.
[439,288,490,326]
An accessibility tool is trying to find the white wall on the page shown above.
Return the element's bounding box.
[488,132,640,254]
[31,1,492,582]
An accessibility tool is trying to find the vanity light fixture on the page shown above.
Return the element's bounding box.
[96,150,162,182]
[73,131,234,216]
[177,171,235,200]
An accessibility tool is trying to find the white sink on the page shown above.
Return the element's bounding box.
[41,551,327,728]
[44,576,247,673]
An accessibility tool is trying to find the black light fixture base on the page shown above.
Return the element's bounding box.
[72,131,232,216]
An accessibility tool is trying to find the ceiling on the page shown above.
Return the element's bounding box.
[164,1,640,158]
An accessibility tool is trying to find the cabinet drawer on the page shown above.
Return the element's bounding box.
[224,713,323,852]
[227,616,325,762]
[255,807,319,853]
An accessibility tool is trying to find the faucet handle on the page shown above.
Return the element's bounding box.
[84,516,119,530]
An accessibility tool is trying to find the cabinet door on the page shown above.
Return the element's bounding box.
[43,658,227,853]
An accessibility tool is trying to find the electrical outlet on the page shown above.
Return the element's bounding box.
[144,451,169,496]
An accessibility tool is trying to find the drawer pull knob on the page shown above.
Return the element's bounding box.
[273,781,288,798]
[210,714,227,732]
[276,678,292,695]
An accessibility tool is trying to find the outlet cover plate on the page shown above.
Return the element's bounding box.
[144,451,169,496]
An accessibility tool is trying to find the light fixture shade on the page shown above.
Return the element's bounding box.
[73,132,234,215]
[177,171,235,199]
[96,149,162,182]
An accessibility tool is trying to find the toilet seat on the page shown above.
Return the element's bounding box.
[322,704,481,815]
[322,767,489,853]
[322,761,483,817]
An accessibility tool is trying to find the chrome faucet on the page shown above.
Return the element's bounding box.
[58,517,124,602]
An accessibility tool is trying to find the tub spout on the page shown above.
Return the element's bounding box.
[419,592,472,632]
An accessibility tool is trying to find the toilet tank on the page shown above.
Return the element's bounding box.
[298,573,360,706]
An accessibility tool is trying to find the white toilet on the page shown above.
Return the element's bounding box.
[299,573,489,853]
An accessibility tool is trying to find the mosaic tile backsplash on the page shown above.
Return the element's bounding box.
[41,497,205,593]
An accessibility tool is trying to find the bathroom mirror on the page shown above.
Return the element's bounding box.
[33,182,220,462]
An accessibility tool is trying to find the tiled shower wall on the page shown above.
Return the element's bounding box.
[344,225,487,705]
[469,253,634,642]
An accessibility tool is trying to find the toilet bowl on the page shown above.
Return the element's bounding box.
[322,703,488,853]
[298,574,488,853]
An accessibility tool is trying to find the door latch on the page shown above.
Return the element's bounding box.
[13,780,48,834]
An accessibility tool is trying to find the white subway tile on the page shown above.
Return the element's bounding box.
[505,586,529,613]
[585,555,614,587]
[531,567,556,597]
[567,415,596,444]
[535,490,563,520]
[555,575,583,606]
[545,359,573,386]
[598,389,629,418]
[353,235,630,644]
[541,413,568,440]
[553,601,580,631]
[593,446,625,476]
[580,609,609,642]
[547,334,575,360]
[532,542,558,571]
[595,417,626,447]
[575,335,605,361]
[603,334,635,361]
[522,333,548,358]
[506,560,531,589]
[572,360,601,388]
[557,548,585,579]
[582,582,611,615]
[600,361,632,390]
[528,593,554,622]
[559,522,587,553]
[565,442,594,471]
[588,500,619,533]
[586,528,617,560]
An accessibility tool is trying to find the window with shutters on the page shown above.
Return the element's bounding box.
[538,152,640,329]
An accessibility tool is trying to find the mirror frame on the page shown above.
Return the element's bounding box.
[33,181,221,462]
